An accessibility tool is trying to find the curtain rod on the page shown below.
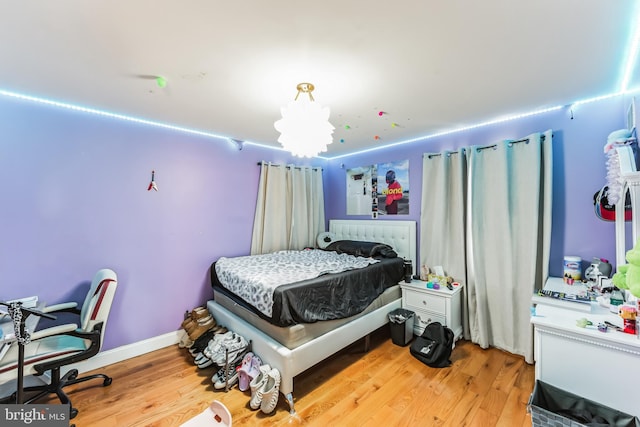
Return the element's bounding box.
[475,134,547,152]
[425,134,549,158]
[425,150,463,159]
[256,162,322,171]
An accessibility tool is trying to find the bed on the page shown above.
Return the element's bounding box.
[207,219,416,414]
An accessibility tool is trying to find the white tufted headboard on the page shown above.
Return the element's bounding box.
[329,220,417,275]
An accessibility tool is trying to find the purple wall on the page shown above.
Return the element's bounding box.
[0,93,633,351]
[326,96,631,279]
[0,96,326,350]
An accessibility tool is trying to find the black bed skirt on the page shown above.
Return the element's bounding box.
[210,256,404,327]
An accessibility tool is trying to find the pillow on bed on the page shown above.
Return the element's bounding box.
[324,240,398,258]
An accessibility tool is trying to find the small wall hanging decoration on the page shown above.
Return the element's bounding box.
[148,170,158,191]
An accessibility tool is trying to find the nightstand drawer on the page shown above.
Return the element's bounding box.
[413,311,447,334]
[403,289,446,314]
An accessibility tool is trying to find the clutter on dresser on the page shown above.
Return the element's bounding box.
[417,264,455,290]
[533,276,640,338]
[584,257,612,281]
[563,256,582,283]
[531,277,594,313]
[562,254,613,286]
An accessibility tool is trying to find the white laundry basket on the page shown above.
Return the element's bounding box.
[180,400,232,427]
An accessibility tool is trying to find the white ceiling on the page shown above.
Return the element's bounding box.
[1,1,638,158]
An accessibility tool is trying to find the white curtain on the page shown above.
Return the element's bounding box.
[420,130,553,363]
[420,150,469,338]
[466,130,553,363]
[251,163,325,255]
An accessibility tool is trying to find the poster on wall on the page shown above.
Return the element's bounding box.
[346,166,375,215]
[346,160,409,217]
[376,160,409,215]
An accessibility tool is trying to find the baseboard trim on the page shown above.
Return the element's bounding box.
[66,330,181,374]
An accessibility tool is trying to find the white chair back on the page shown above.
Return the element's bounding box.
[79,268,118,347]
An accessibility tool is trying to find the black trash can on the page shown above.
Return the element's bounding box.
[388,308,414,346]
[528,380,640,427]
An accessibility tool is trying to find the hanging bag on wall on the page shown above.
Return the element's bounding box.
[593,185,632,222]
[409,322,454,368]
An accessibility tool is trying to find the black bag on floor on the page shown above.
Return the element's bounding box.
[409,322,454,368]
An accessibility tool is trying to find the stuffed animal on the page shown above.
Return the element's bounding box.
[612,237,640,298]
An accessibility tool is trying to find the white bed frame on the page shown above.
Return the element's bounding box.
[207,219,416,414]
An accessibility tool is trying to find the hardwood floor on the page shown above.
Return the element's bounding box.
[39,327,535,426]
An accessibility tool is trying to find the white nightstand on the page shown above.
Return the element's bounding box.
[400,279,463,341]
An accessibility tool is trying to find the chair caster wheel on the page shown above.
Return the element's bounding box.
[103,377,112,386]
[67,369,79,381]
[70,408,78,419]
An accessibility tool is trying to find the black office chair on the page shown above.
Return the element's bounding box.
[0,268,118,419]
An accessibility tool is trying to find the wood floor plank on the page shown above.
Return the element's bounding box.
[479,387,509,418]
[491,352,525,393]
[442,389,483,427]
[468,407,500,427]
[495,386,531,427]
[30,327,535,426]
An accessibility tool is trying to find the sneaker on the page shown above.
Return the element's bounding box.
[260,368,281,414]
[212,354,244,390]
[186,315,214,336]
[188,317,216,341]
[249,364,271,410]
[194,352,209,365]
[182,312,211,333]
[181,307,208,329]
[188,328,220,354]
[177,329,192,349]
[196,356,214,369]
[211,335,248,366]
[210,364,228,385]
[205,331,240,360]
[238,353,261,392]
[204,331,235,359]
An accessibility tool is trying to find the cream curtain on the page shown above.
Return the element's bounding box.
[466,130,553,363]
[420,130,553,363]
[420,149,469,338]
[251,163,325,255]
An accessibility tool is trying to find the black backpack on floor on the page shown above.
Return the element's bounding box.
[409,322,454,368]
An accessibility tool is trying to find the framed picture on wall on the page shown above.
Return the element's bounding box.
[376,160,410,215]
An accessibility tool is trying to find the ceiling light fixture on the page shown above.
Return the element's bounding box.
[274,83,334,158]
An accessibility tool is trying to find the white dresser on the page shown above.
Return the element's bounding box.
[400,280,463,341]
[531,298,640,417]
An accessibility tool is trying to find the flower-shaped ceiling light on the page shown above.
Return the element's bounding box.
[274,83,335,158]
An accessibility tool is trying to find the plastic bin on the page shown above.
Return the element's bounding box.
[528,380,640,427]
[388,308,414,346]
